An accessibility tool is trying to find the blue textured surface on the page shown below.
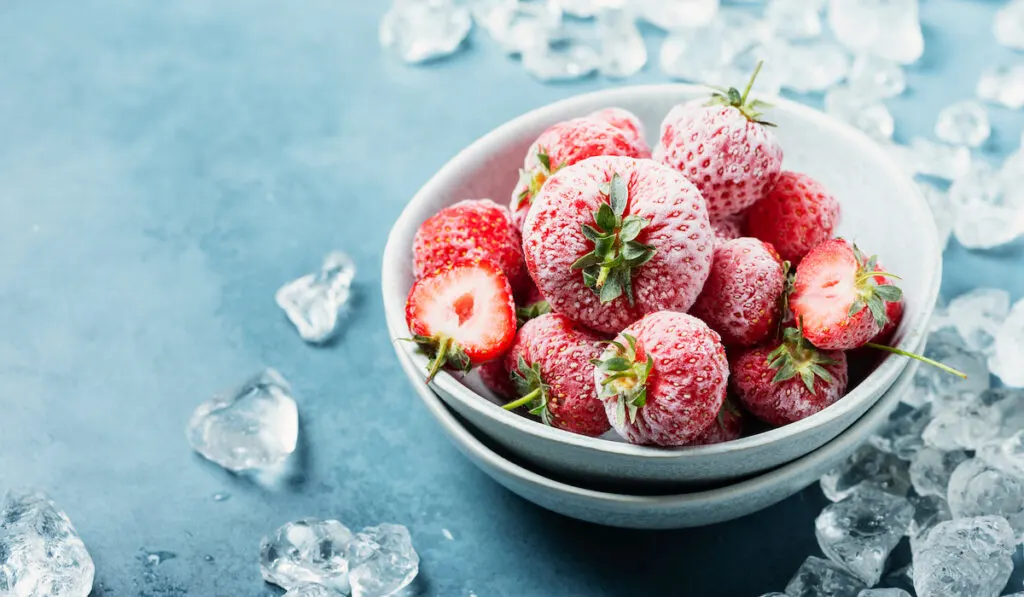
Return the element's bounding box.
[1,1,1023,595]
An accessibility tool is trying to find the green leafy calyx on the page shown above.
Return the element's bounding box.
[592,334,654,426]
[570,173,656,305]
[516,300,551,327]
[408,334,471,383]
[848,243,903,329]
[502,356,552,424]
[766,327,837,394]
[516,149,561,208]
[707,60,775,126]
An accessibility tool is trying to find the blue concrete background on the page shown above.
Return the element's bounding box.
[1,1,1022,595]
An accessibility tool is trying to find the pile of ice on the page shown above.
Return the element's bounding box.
[761,287,1024,596]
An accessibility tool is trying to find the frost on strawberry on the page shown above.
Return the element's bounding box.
[746,171,841,264]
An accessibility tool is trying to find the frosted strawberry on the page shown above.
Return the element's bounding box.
[711,215,744,248]
[510,109,651,230]
[788,239,902,350]
[730,327,849,425]
[478,297,552,398]
[593,311,728,446]
[500,314,610,436]
[522,155,713,334]
[405,260,516,382]
[657,62,783,219]
[746,171,841,264]
[691,237,787,347]
[689,399,744,445]
[413,199,529,295]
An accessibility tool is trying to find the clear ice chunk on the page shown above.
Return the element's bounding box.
[948,163,1024,250]
[813,487,913,585]
[909,448,968,498]
[898,137,971,181]
[827,0,923,64]
[597,6,647,78]
[634,0,720,30]
[284,585,344,597]
[658,13,763,82]
[922,394,1004,452]
[473,0,561,56]
[777,40,850,93]
[820,444,911,502]
[346,524,419,597]
[187,368,299,472]
[379,0,472,64]
[978,430,1024,478]
[847,55,906,99]
[917,181,953,250]
[934,101,991,148]
[946,287,1009,354]
[764,0,823,40]
[0,491,95,597]
[990,297,1024,387]
[947,458,1024,540]
[906,494,952,551]
[912,515,1015,597]
[259,518,354,592]
[977,64,1024,110]
[276,251,356,344]
[523,37,600,81]
[868,402,931,460]
[824,86,894,143]
[785,556,866,597]
[995,0,1024,50]
[911,328,991,404]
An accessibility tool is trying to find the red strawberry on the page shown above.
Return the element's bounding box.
[413,199,529,296]
[711,215,744,248]
[789,239,903,350]
[500,314,610,436]
[510,109,651,231]
[730,328,849,425]
[593,311,728,446]
[478,296,552,398]
[405,260,517,382]
[691,237,787,347]
[689,398,744,445]
[522,155,713,334]
[656,63,783,219]
[745,171,841,264]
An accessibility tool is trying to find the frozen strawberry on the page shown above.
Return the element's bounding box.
[510,110,651,230]
[691,237,787,347]
[789,239,902,350]
[745,171,841,264]
[479,296,552,398]
[593,311,728,446]
[689,398,744,445]
[405,260,517,382]
[872,298,904,344]
[711,215,744,248]
[522,155,713,334]
[413,199,529,296]
[500,314,610,436]
[657,63,783,219]
[730,327,849,426]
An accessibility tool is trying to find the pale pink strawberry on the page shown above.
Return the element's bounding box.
[689,399,744,445]
[711,215,744,248]
[589,107,648,149]
[522,155,714,334]
[746,171,841,264]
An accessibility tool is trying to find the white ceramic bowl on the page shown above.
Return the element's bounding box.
[382,84,941,489]
[393,325,918,529]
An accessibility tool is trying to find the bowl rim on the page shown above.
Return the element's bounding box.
[382,83,941,460]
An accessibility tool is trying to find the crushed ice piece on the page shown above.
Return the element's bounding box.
[473,0,561,55]
[917,181,952,250]
[764,0,823,40]
[658,9,765,82]
[813,487,913,585]
[908,447,968,498]
[824,86,894,143]
[947,458,1024,540]
[784,556,866,597]
[990,297,1024,387]
[935,101,991,148]
[977,64,1024,110]
[212,492,231,502]
[260,518,354,592]
[284,585,344,597]
[346,524,420,597]
[777,40,850,93]
[906,494,952,551]
[0,490,95,597]
[899,137,971,181]
[523,36,599,81]
[379,0,472,64]
[912,515,1015,597]
[995,0,1024,50]
[827,0,923,64]
[949,163,1024,249]
[868,403,931,460]
[277,251,356,344]
[847,55,906,99]
[946,287,1009,354]
[634,0,720,30]
[911,328,991,404]
[187,368,299,473]
[441,528,454,540]
[819,444,911,502]
[597,6,647,78]
[922,393,1005,452]
[978,430,1024,478]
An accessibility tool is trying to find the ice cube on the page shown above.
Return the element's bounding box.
[847,55,906,99]
[912,516,1015,597]
[868,403,932,460]
[764,0,823,40]
[990,297,1024,387]
[473,0,561,55]
[934,101,991,148]
[346,524,420,597]
[259,519,354,592]
[827,0,923,64]
[820,444,911,502]
[379,0,472,64]
[522,37,600,81]
[917,181,953,250]
[276,251,356,344]
[0,491,95,597]
[785,556,866,597]
[977,430,1024,478]
[911,328,991,404]
[658,13,764,82]
[634,0,720,30]
[597,6,647,78]
[947,458,1024,540]
[922,393,1004,452]
[187,368,299,472]
[949,163,1024,249]
[284,585,344,597]
[814,487,913,585]
[777,40,850,93]
[824,86,894,143]
[995,0,1024,50]
[946,287,1009,354]
[899,137,971,181]
[977,64,1024,110]
[909,448,969,498]
[906,494,952,551]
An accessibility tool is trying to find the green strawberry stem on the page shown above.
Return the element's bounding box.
[425,335,452,383]
[865,342,967,379]
[404,332,472,383]
[740,60,762,105]
[502,388,542,411]
[595,265,612,289]
[709,60,774,126]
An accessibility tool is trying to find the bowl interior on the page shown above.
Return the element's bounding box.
[382,84,940,456]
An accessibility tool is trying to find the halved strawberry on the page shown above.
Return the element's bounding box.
[405,260,517,382]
